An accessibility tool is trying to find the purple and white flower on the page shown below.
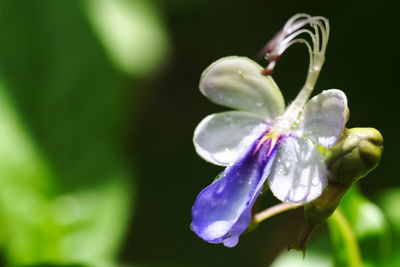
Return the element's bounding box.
[191,14,349,247]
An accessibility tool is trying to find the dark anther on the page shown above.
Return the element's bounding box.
[262,68,274,76]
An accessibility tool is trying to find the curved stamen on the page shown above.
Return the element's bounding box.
[282,13,312,35]
[264,38,313,76]
[261,14,330,131]
[265,16,328,71]
[285,38,314,72]
[278,29,316,57]
[259,14,313,64]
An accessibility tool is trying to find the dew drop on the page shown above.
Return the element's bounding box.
[203,221,232,240]
[216,183,225,194]
[283,168,289,176]
[256,99,264,107]
[225,115,233,121]
[284,161,291,169]
[312,176,320,186]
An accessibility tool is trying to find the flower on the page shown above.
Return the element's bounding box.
[191,14,349,247]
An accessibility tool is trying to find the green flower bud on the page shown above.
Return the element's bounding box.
[294,128,383,250]
[306,127,383,225]
[325,127,383,186]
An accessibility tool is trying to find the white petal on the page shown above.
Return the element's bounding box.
[193,111,268,166]
[297,89,349,147]
[267,135,327,204]
[199,56,285,119]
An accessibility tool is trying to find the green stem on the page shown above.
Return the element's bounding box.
[328,208,363,267]
[253,203,301,224]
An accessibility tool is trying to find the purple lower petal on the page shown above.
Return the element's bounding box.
[191,132,279,247]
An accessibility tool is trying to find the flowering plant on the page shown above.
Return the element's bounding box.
[191,14,350,247]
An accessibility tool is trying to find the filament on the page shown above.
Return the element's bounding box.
[263,14,329,75]
[264,14,331,131]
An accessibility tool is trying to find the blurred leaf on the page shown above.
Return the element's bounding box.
[271,230,333,267]
[272,250,332,267]
[274,251,331,267]
[18,264,86,267]
[82,0,170,76]
[378,188,400,234]
[0,79,55,264]
[0,0,168,265]
[327,208,362,267]
[327,186,390,267]
[377,188,400,265]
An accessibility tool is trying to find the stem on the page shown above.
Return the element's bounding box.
[253,203,302,224]
[328,208,363,267]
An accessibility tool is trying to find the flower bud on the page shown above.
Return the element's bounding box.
[305,127,383,223]
[305,127,383,224]
[325,127,383,186]
[293,128,383,250]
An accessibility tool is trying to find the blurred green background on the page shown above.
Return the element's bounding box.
[0,0,398,266]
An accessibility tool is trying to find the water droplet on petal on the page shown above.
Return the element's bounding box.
[256,99,264,107]
[225,115,233,121]
[283,168,289,176]
[203,220,233,240]
[223,235,239,247]
[215,183,225,194]
[312,176,320,186]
